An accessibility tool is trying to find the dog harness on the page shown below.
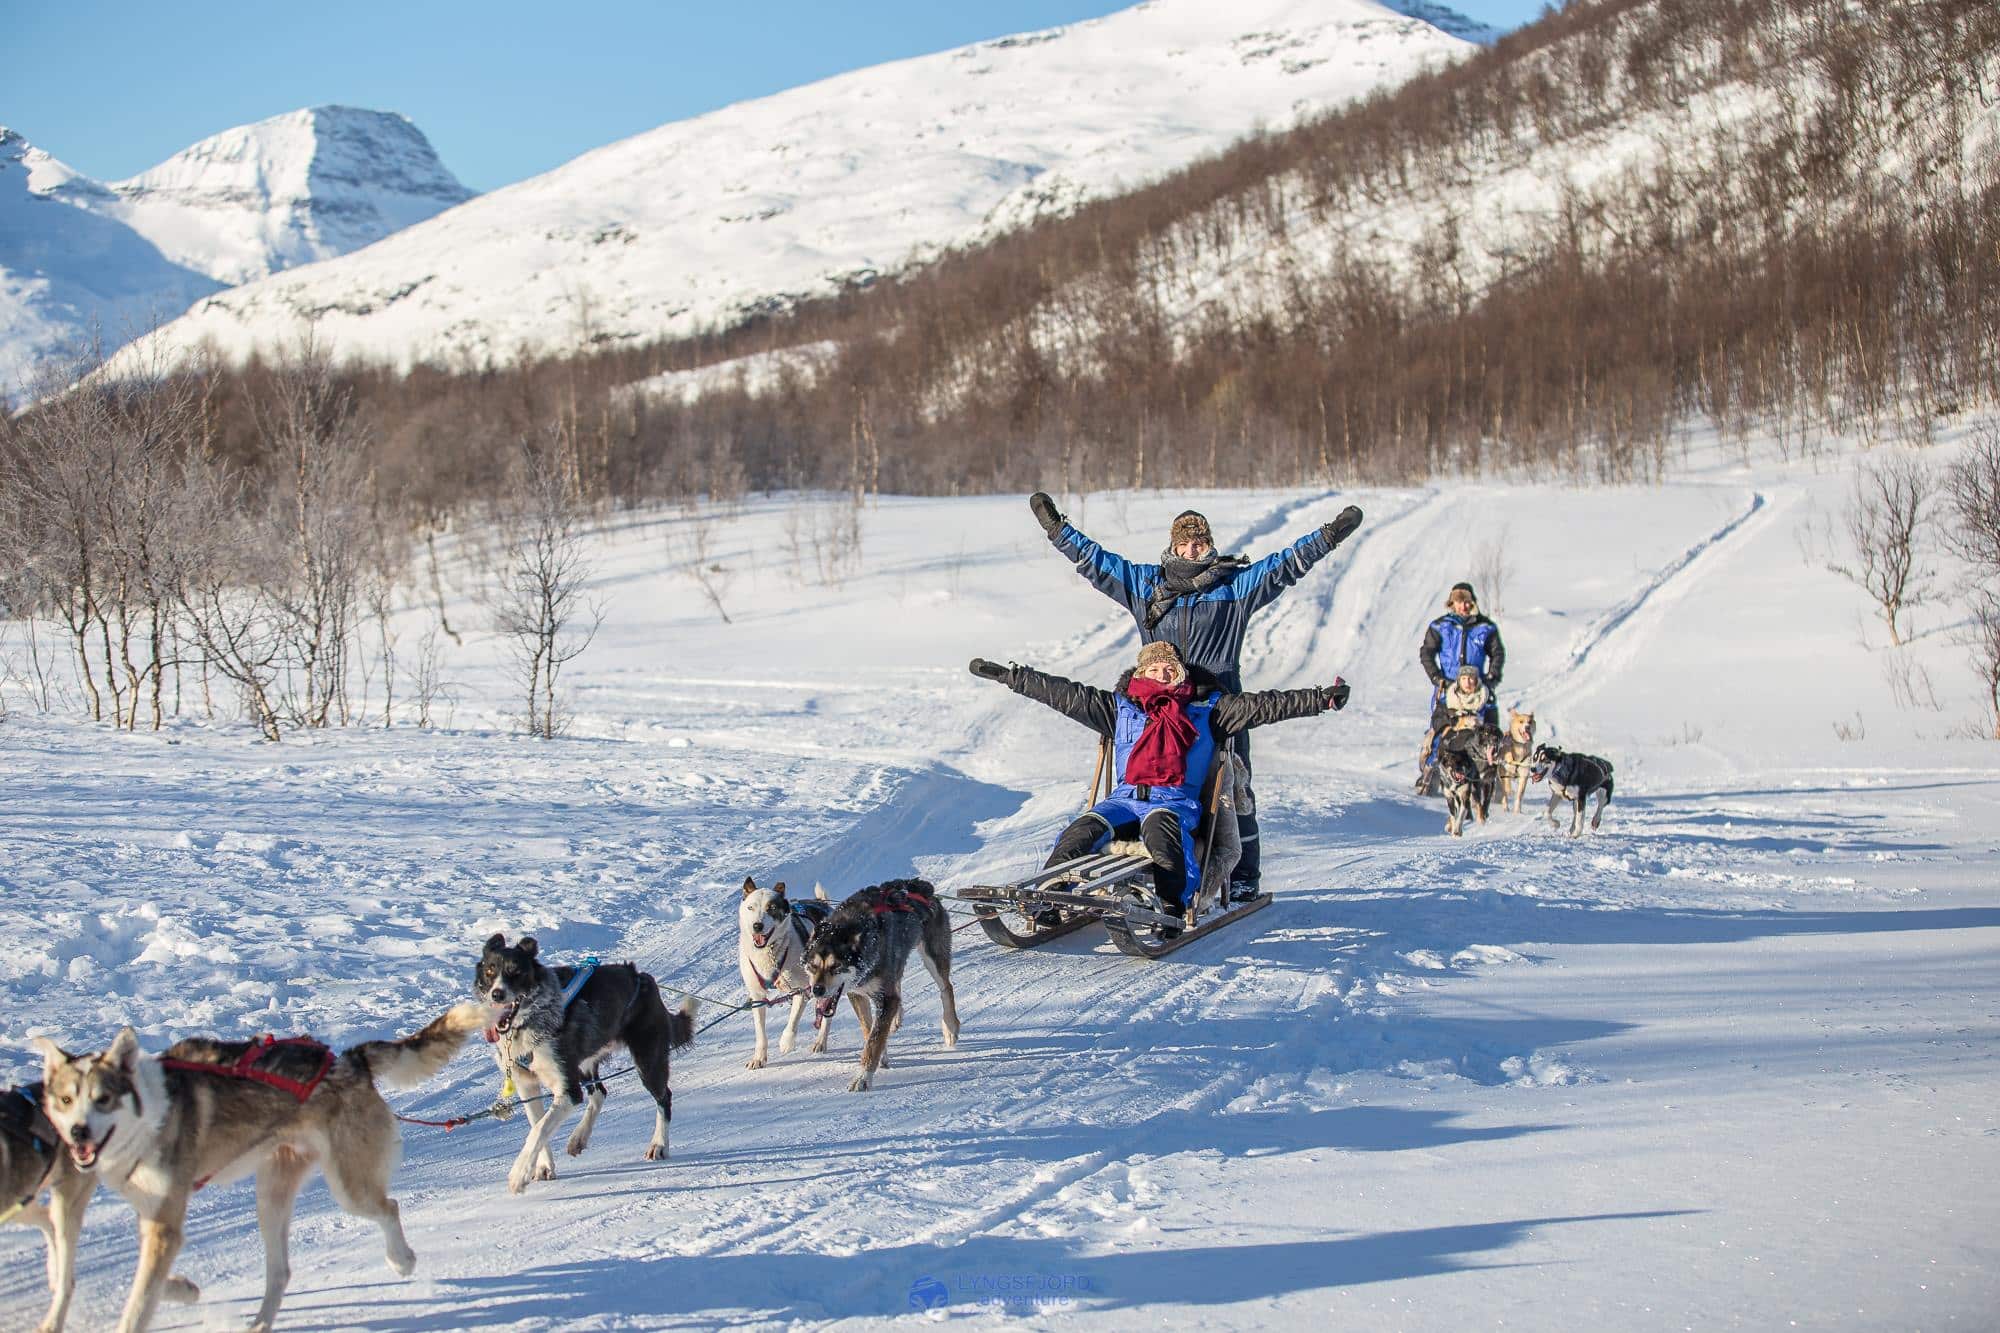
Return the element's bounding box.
[869,887,934,915]
[0,1085,58,1224]
[159,1035,335,1105]
[502,957,601,1075]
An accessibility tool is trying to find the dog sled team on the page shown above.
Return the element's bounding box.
[4,494,1618,1329]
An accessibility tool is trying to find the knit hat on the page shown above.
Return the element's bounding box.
[1170,511,1213,550]
[1450,581,1477,604]
[1456,661,1481,680]
[1135,640,1187,683]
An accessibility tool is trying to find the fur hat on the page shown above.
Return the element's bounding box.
[1450,581,1477,604]
[1135,640,1187,683]
[1170,510,1213,550]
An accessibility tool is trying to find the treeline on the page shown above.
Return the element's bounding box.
[1,1,1995,701]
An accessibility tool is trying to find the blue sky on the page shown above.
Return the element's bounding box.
[14,1,1544,192]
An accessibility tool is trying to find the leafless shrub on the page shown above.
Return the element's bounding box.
[1832,711,1866,741]
[1944,421,2000,574]
[667,509,735,624]
[1881,649,1943,712]
[1958,590,2000,740]
[403,625,456,730]
[492,430,603,738]
[1826,454,1937,646]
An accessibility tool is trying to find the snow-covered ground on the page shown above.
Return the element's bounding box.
[1,425,1996,1329]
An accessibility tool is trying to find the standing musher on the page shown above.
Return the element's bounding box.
[1416,581,1505,787]
[1028,492,1364,901]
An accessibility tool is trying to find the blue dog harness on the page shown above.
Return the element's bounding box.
[509,956,599,1071]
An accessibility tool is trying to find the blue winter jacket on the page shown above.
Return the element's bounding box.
[1050,524,1336,691]
[1421,613,1503,692]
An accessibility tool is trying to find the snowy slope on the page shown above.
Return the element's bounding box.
[120,0,1486,372]
[0,425,1995,1328]
[0,128,224,392]
[0,108,469,393]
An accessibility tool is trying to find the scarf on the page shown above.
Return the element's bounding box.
[1122,676,1199,787]
[1144,549,1249,629]
[1444,680,1489,718]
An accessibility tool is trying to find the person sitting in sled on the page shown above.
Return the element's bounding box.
[1417,581,1504,789]
[969,640,1348,939]
[1027,495,1364,903]
[1418,662,1494,791]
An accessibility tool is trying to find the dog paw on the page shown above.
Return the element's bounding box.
[848,1073,873,1092]
[387,1244,417,1278]
[162,1276,202,1305]
[534,1161,557,1181]
[644,1144,668,1162]
[564,1138,589,1158]
[746,1053,767,1070]
[506,1169,531,1195]
[810,1035,829,1053]
[778,1037,796,1055]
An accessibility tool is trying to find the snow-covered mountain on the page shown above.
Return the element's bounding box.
[0,107,469,392]
[124,0,1488,372]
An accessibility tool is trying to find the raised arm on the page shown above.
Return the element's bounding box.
[1234,505,1363,615]
[969,658,1117,736]
[1209,678,1349,737]
[1031,492,1152,617]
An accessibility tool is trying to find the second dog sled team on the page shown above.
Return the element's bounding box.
[6,494,1614,1330]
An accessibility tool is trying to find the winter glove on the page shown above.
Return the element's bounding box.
[969,658,1009,682]
[1029,491,1065,536]
[1321,678,1350,712]
[1319,505,1364,549]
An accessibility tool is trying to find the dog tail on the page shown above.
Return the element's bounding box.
[346,1002,487,1090]
[668,997,698,1051]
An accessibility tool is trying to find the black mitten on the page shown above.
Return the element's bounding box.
[969,658,1009,681]
[1320,505,1364,548]
[1321,678,1351,712]
[1029,492,1064,535]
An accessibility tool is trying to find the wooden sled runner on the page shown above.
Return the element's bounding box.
[954,737,1272,959]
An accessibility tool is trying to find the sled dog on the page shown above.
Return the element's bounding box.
[475,935,696,1193]
[33,1005,484,1333]
[738,877,837,1069]
[0,1078,197,1333]
[1438,725,1502,835]
[1530,743,1615,835]
[802,879,960,1092]
[1498,708,1537,813]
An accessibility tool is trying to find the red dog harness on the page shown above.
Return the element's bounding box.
[160,1035,334,1105]
[869,887,934,915]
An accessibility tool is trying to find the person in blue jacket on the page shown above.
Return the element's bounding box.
[1416,581,1505,785]
[971,641,1348,938]
[1028,493,1363,900]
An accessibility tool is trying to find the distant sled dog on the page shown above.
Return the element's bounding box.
[803,879,960,1092]
[475,935,696,1193]
[33,1005,484,1333]
[1,1077,196,1332]
[1529,743,1615,835]
[738,877,838,1069]
[1498,708,1537,813]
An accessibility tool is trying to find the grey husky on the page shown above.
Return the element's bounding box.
[475,935,696,1193]
[33,1004,485,1333]
[0,1080,196,1332]
[802,879,960,1092]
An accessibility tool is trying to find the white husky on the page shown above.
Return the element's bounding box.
[737,878,837,1068]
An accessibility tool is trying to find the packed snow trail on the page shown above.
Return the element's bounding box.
[1,434,1996,1328]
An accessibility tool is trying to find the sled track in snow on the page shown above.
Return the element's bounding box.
[1532,488,1768,705]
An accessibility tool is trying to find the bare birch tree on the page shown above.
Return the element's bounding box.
[1827,454,1937,646]
[493,430,602,738]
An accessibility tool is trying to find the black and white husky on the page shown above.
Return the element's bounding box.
[737,877,837,1069]
[475,935,696,1194]
[802,879,960,1092]
[1529,743,1616,836]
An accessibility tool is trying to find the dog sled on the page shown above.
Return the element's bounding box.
[953,737,1270,959]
